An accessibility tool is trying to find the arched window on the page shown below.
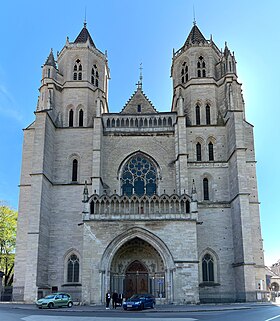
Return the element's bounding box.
[208,142,214,161]
[69,109,74,127]
[206,105,211,125]
[72,159,78,182]
[90,200,94,214]
[73,59,82,80]
[67,254,79,283]
[196,142,202,161]
[181,63,188,83]
[203,178,209,200]
[197,56,206,78]
[202,253,214,282]
[185,200,190,213]
[91,64,99,87]
[79,109,83,127]
[195,105,200,125]
[121,154,157,196]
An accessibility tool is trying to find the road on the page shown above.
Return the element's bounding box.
[0,304,280,321]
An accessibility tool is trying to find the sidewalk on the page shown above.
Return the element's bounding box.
[0,301,277,313]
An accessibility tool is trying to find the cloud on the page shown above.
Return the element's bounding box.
[0,84,24,123]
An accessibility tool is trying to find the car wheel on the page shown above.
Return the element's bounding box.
[123,307,127,310]
[151,302,155,309]
[139,303,144,310]
[67,301,73,308]
[48,302,54,309]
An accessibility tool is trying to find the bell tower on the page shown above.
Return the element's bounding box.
[38,23,110,128]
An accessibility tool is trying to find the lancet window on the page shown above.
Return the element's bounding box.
[91,64,99,87]
[195,105,201,125]
[181,62,188,83]
[196,142,202,161]
[202,253,214,282]
[203,178,209,200]
[208,142,214,161]
[72,159,78,182]
[67,254,79,283]
[69,109,74,127]
[79,109,84,127]
[197,56,206,77]
[73,59,82,81]
[206,104,211,125]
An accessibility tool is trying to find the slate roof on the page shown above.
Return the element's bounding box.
[74,23,95,47]
[184,24,207,46]
[44,49,56,68]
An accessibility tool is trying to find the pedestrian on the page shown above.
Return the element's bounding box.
[105,290,111,309]
[112,290,118,309]
[119,292,124,306]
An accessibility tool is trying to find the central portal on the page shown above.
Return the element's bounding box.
[110,237,165,299]
[125,260,148,297]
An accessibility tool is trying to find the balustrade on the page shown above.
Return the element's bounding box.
[83,193,198,221]
[103,113,175,132]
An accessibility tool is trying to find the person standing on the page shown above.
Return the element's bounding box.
[119,292,124,306]
[112,290,118,309]
[105,290,111,309]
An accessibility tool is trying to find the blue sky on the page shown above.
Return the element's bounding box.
[0,0,279,266]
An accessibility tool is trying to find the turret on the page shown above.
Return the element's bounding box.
[42,48,57,79]
[37,49,57,112]
[217,42,237,78]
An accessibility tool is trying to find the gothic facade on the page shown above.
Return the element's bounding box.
[13,23,265,304]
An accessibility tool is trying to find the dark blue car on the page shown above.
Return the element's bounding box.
[123,294,155,310]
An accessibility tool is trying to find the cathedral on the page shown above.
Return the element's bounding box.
[13,22,265,304]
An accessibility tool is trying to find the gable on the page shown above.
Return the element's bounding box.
[121,88,157,114]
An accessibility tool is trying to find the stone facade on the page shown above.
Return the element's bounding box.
[13,23,265,304]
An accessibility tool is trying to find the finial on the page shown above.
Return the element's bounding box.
[136,63,143,89]
[84,6,87,27]
[192,179,197,194]
[193,5,196,25]
[83,180,89,202]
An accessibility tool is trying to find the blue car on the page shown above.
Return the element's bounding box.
[123,294,155,310]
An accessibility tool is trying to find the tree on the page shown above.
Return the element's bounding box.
[0,203,17,286]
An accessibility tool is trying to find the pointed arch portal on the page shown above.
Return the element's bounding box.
[99,227,175,302]
[110,237,166,299]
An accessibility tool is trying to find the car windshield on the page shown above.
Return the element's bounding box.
[44,295,55,299]
[129,294,141,299]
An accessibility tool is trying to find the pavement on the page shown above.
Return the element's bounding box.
[0,301,279,313]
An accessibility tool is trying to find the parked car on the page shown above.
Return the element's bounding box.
[123,294,155,310]
[36,292,73,309]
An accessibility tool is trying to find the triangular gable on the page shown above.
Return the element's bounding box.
[121,88,157,114]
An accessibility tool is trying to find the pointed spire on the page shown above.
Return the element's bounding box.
[184,24,206,46]
[224,41,230,56]
[74,23,95,47]
[44,49,56,68]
